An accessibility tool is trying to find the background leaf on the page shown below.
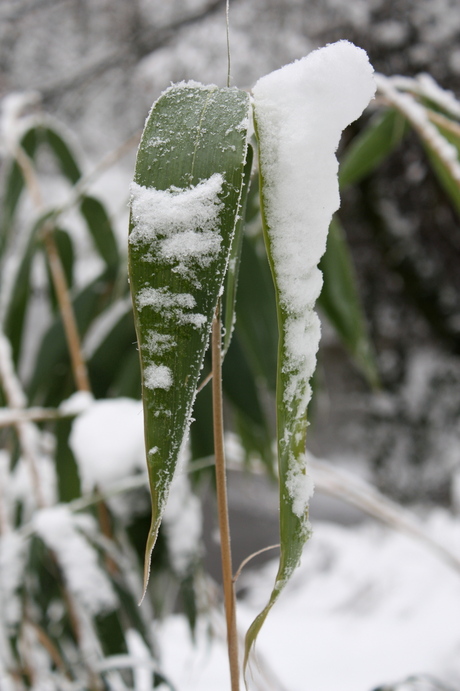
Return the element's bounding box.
[318,216,379,387]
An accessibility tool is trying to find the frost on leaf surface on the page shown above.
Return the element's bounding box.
[246,41,375,669]
[128,83,251,594]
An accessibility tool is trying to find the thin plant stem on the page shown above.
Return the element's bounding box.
[212,304,240,691]
[41,225,91,392]
[233,544,280,584]
[197,369,213,392]
[226,0,231,87]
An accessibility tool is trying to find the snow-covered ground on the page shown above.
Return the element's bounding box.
[157,513,460,690]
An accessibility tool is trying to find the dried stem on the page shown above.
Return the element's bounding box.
[212,304,240,691]
[233,544,280,585]
[41,225,91,392]
[0,405,78,428]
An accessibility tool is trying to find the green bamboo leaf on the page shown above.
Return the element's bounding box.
[27,269,117,404]
[43,228,75,311]
[339,107,408,188]
[0,128,39,256]
[87,304,137,399]
[42,125,82,184]
[318,216,379,387]
[246,42,375,675]
[222,144,253,354]
[222,334,273,470]
[3,211,56,364]
[128,83,251,593]
[80,195,120,274]
[235,233,278,391]
[420,119,460,217]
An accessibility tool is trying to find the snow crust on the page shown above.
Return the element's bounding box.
[69,398,145,493]
[285,452,315,517]
[129,173,224,281]
[144,363,173,390]
[33,505,117,615]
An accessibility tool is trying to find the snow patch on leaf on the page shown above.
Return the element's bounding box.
[285,452,315,518]
[144,363,173,390]
[129,174,225,280]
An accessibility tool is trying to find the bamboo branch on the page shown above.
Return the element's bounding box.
[212,305,240,691]
[40,225,91,392]
[0,405,78,428]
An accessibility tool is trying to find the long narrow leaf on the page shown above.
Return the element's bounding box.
[246,42,375,673]
[128,83,251,594]
[339,107,407,188]
[0,128,39,256]
[80,195,119,275]
[318,216,379,387]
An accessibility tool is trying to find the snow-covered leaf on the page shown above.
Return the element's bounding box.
[247,41,375,670]
[128,83,251,595]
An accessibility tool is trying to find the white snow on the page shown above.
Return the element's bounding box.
[156,513,460,691]
[33,505,117,615]
[129,174,224,279]
[59,390,94,416]
[0,533,27,627]
[285,452,315,518]
[144,363,173,390]
[253,41,375,392]
[162,472,202,576]
[69,397,145,493]
[136,287,206,329]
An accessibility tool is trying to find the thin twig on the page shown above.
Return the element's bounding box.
[226,0,231,88]
[25,616,70,677]
[197,370,213,392]
[41,225,91,392]
[0,405,78,428]
[212,304,240,691]
[233,544,280,584]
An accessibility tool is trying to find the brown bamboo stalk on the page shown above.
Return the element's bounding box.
[41,226,91,392]
[211,305,240,691]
